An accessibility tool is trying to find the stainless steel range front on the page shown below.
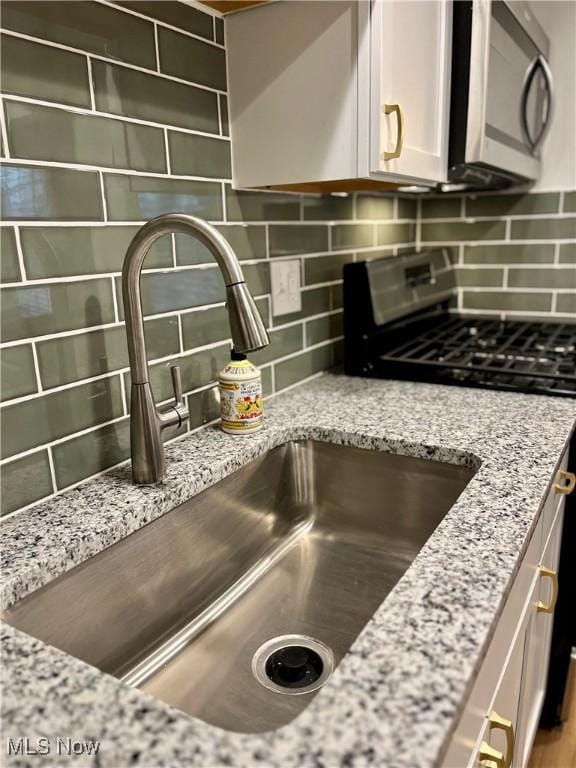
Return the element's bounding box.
[344,250,576,398]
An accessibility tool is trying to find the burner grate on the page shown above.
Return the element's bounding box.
[378,317,576,396]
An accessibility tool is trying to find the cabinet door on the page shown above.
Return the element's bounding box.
[470,605,531,768]
[515,505,564,768]
[369,0,452,183]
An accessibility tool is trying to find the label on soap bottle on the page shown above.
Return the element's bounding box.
[219,360,263,433]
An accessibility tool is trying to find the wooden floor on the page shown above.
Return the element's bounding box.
[529,675,576,768]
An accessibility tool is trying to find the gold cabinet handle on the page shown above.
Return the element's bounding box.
[488,711,514,768]
[478,741,505,768]
[536,566,559,613]
[382,103,404,161]
[554,470,576,495]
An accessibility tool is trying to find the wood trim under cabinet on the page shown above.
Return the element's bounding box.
[256,179,403,194]
[199,0,270,13]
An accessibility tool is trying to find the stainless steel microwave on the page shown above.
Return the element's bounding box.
[447,0,553,191]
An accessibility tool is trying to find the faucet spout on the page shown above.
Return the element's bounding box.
[121,213,270,484]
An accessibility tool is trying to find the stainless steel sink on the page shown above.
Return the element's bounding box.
[2,440,474,733]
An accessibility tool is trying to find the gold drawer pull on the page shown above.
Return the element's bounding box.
[554,470,576,495]
[382,103,404,161]
[537,566,559,613]
[478,741,505,768]
[488,711,514,768]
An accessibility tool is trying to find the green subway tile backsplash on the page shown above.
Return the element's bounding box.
[462,291,553,313]
[116,2,213,39]
[1,450,53,516]
[21,227,173,278]
[463,244,556,264]
[215,17,225,45]
[37,316,180,389]
[176,225,266,265]
[454,268,504,288]
[2,1,156,67]
[1,34,90,108]
[420,198,461,219]
[52,418,130,490]
[559,243,576,264]
[1,164,103,221]
[306,313,343,345]
[225,187,300,222]
[355,196,394,220]
[269,225,328,257]
[421,219,506,242]
[168,132,231,179]
[508,268,576,290]
[275,343,338,391]
[377,221,416,245]
[305,253,353,285]
[220,95,229,136]
[510,217,576,240]
[182,299,268,350]
[1,228,20,282]
[158,28,226,91]
[251,325,303,366]
[1,376,124,459]
[557,294,576,315]
[116,267,225,319]
[104,173,222,221]
[0,0,573,516]
[303,196,354,221]
[564,192,576,213]
[6,101,166,173]
[92,60,219,134]
[1,345,37,401]
[1,278,115,342]
[332,224,374,250]
[466,192,560,217]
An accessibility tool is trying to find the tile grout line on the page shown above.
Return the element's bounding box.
[30,341,43,394]
[153,23,161,72]
[46,446,58,495]
[117,361,127,412]
[86,56,96,111]
[163,128,172,174]
[98,170,109,221]
[217,89,223,136]
[13,226,27,281]
[111,276,120,324]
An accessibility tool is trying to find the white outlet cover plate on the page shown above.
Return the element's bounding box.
[270,259,302,316]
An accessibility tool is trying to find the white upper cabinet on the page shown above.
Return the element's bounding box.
[369,0,452,181]
[226,0,452,192]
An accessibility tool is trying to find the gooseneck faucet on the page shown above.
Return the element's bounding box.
[122,213,270,484]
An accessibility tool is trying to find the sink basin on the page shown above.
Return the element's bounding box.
[2,440,474,733]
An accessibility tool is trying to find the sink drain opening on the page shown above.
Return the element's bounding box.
[252,635,334,695]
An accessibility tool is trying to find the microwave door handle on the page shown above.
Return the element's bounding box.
[533,55,554,152]
[521,55,554,155]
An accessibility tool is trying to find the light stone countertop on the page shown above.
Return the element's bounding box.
[1,373,575,768]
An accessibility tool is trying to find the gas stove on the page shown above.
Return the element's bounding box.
[343,250,576,398]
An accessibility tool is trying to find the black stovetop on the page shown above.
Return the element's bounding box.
[374,313,576,398]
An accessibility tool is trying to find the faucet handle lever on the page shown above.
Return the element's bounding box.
[170,364,183,405]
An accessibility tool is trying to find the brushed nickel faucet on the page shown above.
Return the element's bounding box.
[122,213,270,484]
